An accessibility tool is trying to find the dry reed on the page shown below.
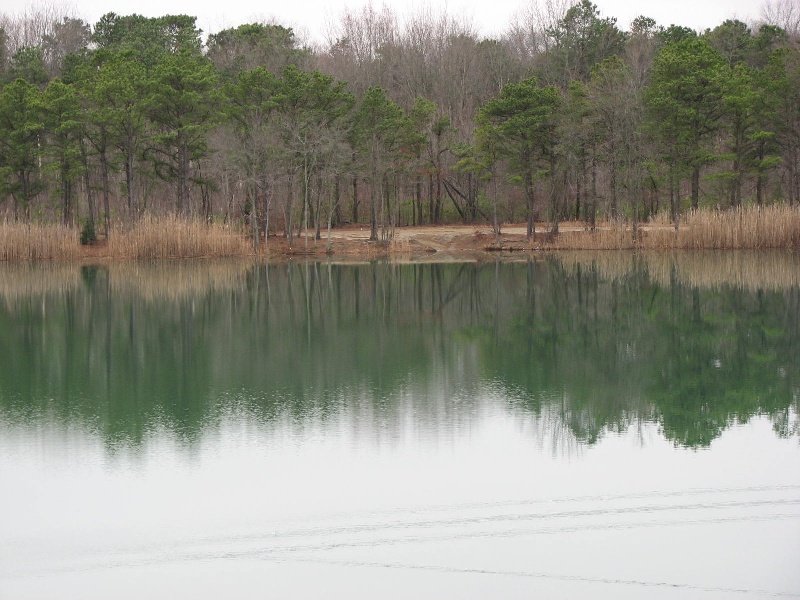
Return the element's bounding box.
[552,206,800,251]
[671,205,800,249]
[107,215,251,259]
[0,222,81,261]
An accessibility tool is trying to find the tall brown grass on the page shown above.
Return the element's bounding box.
[107,215,251,259]
[649,206,800,250]
[553,206,800,250]
[0,222,81,261]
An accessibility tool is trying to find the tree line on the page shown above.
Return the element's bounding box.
[0,0,798,242]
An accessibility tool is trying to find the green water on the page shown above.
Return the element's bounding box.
[1,255,799,599]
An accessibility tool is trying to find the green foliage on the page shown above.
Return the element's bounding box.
[659,25,697,45]
[0,27,7,79]
[207,23,310,80]
[7,47,49,86]
[79,217,96,244]
[143,51,222,214]
[646,37,726,207]
[706,19,752,66]
[0,79,45,216]
[92,13,202,68]
[477,77,560,233]
[543,0,627,85]
[352,86,408,236]
[41,78,84,224]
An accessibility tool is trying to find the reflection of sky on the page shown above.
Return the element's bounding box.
[2,395,799,599]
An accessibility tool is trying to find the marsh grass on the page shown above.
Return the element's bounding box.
[108,216,251,259]
[647,206,800,250]
[0,222,81,261]
[553,206,800,250]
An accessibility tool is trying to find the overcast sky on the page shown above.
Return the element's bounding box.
[3,0,763,44]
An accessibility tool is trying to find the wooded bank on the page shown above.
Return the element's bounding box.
[1,0,799,245]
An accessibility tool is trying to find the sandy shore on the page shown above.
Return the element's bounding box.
[260,222,595,261]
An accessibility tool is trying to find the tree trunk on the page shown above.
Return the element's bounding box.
[125,149,135,218]
[671,169,680,231]
[260,171,270,244]
[691,166,700,211]
[177,138,191,217]
[101,151,110,238]
[434,167,443,224]
[590,153,598,230]
[315,171,323,242]
[414,178,422,226]
[250,181,258,250]
[610,153,618,219]
[524,167,535,240]
[333,175,342,226]
[428,173,434,224]
[731,152,741,208]
[352,176,359,223]
[83,169,95,228]
[370,157,378,242]
[61,162,72,226]
[286,170,294,247]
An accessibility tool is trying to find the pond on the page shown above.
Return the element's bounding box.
[1,253,799,599]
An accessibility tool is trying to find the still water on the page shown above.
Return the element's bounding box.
[1,253,799,599]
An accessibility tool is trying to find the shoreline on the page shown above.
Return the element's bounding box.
[1,206,799,263]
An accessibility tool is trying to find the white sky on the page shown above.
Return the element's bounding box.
[3,0,763,44]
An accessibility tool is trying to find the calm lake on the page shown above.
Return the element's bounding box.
[1,253,799,599]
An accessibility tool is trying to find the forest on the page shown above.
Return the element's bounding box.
[0,0,799,243]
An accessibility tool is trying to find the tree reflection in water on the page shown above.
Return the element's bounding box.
[0,253,797,451]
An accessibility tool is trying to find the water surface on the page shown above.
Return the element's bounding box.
[1,254,798,599]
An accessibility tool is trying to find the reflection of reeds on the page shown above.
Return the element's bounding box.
[553,206,800,250]
[0,260,252,303]
[0,263,82,302]
[108,260,252,302]
[558,250,800,291]
[108,216,251,259]
[0,222,81,261]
